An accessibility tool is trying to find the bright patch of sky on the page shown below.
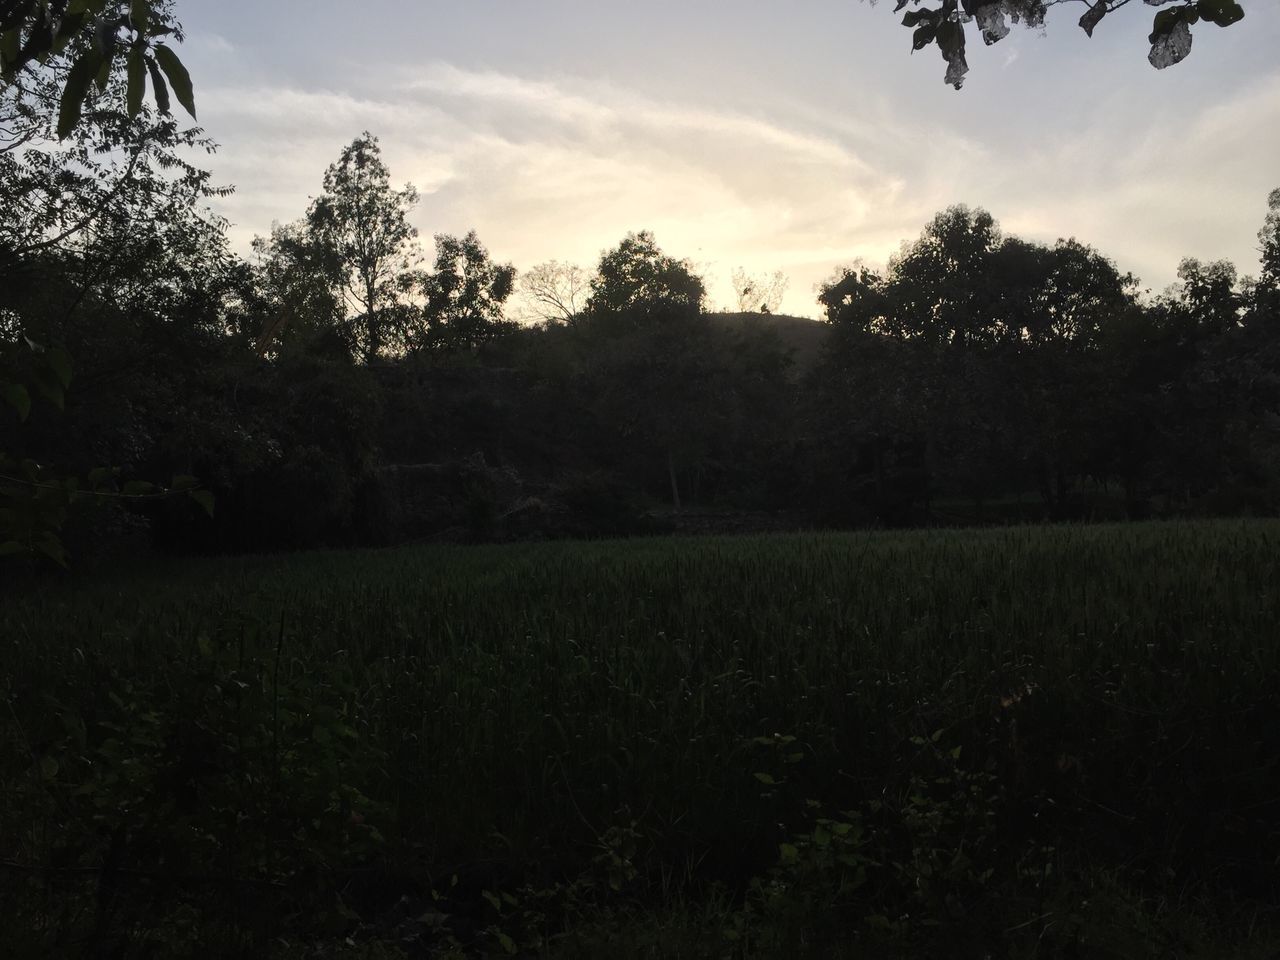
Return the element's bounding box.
[179,1,1280,317]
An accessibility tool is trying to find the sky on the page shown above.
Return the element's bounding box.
[177,1,1280,318]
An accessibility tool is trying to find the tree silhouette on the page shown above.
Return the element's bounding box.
[731,267,789,314]
[307,132,420,363]
[419,231,516,351]
[517,261,588,325]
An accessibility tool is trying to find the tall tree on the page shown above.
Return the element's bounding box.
[307,132,420,363]
[1259,188,1280,294]
[582,232,716,510]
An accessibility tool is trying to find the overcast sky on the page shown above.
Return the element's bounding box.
[177,1,1280,317]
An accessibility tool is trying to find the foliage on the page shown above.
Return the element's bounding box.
[586,230,706,322]
[419,231,517,351]
[304,132,421,363]
[0,29,227,565]
[0,0,195,137]
[882,0,1247,89]
[250,219,348,357]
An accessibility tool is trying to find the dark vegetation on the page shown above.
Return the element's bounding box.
[5,112,1280,558]
[4,3,1280,957]
[5,525,1280,956]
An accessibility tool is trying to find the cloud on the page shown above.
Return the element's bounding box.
[198,61,930,314]
[193,58,1280,317]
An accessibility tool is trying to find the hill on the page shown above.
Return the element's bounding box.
[709,310,831,374]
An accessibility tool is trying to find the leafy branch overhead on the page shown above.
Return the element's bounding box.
[889,0,1246,89]
[0,0,195,137]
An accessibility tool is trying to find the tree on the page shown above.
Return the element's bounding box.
[816,206,1139,519]
[730,267,789,314]
[1,8,222,563]
[1259,188,1280,293]
[250,219,347,356]
[581,233,719,510]
[884,0,1246,89]
[516,260,588,325]
[820,205,1005,346]
[586,230,705,322]
[306,132,421,363]
[418,230,516,351]
[0,0,195,137]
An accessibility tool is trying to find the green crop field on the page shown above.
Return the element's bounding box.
[4,521,1280,958]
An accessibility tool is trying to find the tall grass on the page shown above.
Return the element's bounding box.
[4,520,1279,956]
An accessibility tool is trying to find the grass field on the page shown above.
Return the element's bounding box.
[4,521,1280,957]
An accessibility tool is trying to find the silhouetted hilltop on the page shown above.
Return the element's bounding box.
[709,311,831,372]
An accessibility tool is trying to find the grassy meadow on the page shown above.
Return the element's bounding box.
[4,521,1280,957]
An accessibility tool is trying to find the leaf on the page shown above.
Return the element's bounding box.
[33,531,67,567]
[1079,2,1108,37]
[57,48,103,139]
[753,771,777,785]
[41,755,59,780]
[87,466,116,490]
[1151,5,1198,39]
[0,541,26,557]
[189,489,215,518]
[92,20,118,79]
[913,24,937,50]
[47,346,73,389]
[1149,17,1193,68]
[779,842,799,862]
[496,931,517,955]
[130,0,151,29]
[936,19,969,89]
[1197,0,1244,27]
[126,44,145,116]
[94,51,113,93]
[146,54,169,113]
[974,3,1009,44]
[50,13,88,56]
[1,382,30,421]
[32,369,64,409]
[152,43,194,119]
[2,28,20,73]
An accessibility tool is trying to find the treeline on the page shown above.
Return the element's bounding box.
[3,110,1280,560]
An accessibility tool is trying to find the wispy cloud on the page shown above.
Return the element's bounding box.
[194,57,1280,316]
